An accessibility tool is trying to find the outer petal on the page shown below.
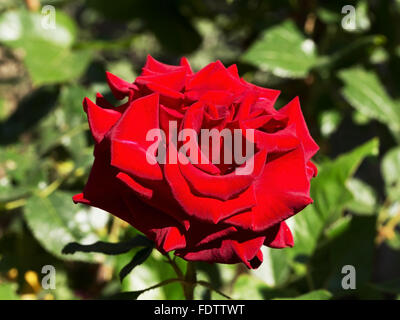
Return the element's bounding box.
[72,142,131,223]
[176,236,265,269]
[264,221,294,248]
[240,78,281,106]
[73,143,186,254]
[278,97,319,162]
[105,71,137,100]
[122,193,187,253]
[83,98,121,144]
[111,93,160,149]
[111,139,163,181]
[136,69,186,92]
[143,55,186,74]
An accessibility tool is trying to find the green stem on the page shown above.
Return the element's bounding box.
[183,261,196,300]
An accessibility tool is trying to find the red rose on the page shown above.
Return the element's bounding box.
[73,55,319,269]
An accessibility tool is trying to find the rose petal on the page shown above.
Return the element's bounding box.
[176,236,264,269]
[264,221,294,248]
[116,172,153,199]
[111,139,163,181]
[224,147,312,231]
[111,93,160,149]
[179,149,267,201]
[278,97,319,162]
[185,61,246,101]
[164,144,257,223]
[105,71,137,100]
[83,97,121,144]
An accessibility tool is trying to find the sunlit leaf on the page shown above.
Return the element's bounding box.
[345,178,378,215]
[241,20,318,78]
[24,191,103,262]
[381,147,400,200]
[339,67,400,137]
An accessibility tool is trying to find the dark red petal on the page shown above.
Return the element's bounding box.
[240,78,281,105]
[160,104,184,143]
[176,236,264,269]
[227,64,239,78]
[181,102,221,175]
[143,54,184,74]
[232,237,265,269]
[111,139,163,181]
[72,143,130,222]
[136,68,186,92]
[180,56,193,74]
[164,144,257,223]
[111,93,160,149]
[83,97,121,144]
[116,172,153,199]
[105,71,137,100]
[199,90,235,108]
[306,160,318,178]
[95,92,113,108]
[264,221,294,248]
[225,147,312,231]
[122,193,187,253]
[278,97,319,162]
[185,61,246,101]
[179,150,267,201]
[253,125,300,154]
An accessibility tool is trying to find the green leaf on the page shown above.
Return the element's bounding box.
[23,40,91,86]
[0,283,19,300]
[24,191,104,262]
[345,178,378,215]
[0,10,91,85]
[339,67,400,137]
[241,20,318,78]
[0,10,76,48]
[319,110,342,138]
[275,289,332,300]
[381,147,400,200]
[289,138,379,258]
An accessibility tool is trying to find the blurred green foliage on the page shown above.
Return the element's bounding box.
[0,0,400,300]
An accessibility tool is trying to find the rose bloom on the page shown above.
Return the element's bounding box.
[73,55,318,269]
